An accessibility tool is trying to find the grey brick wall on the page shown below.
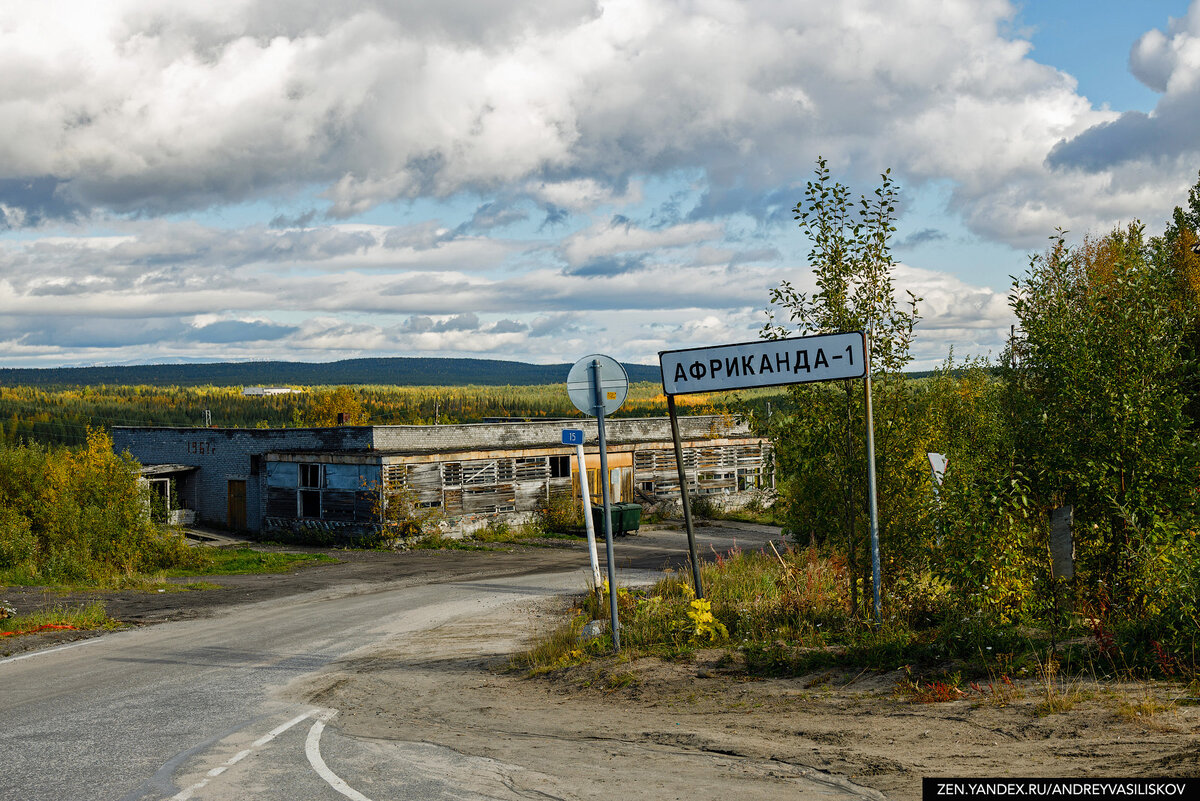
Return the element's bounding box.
[369,415,746,451]
[112,426,373,530]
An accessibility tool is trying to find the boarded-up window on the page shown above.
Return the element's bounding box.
[324,464,365,490]
[266,461,298,488]
[462,461,497,485]
[404,463,443,507]
[442,459,518,515]
[516,457,548,480]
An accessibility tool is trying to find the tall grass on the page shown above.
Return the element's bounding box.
[521,542,1197,682]
[0,601,115,636]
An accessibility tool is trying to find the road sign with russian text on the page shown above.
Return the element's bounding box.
[659,331,865,395]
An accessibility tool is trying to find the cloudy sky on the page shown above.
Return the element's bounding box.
[1,0,1198,370]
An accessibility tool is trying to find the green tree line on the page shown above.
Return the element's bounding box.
[0,382,787,447]
[765,159,1200,674]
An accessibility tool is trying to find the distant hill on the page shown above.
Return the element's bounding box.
[0,357,664,388]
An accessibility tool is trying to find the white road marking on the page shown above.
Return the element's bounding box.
[227,748,253,765]
[305,712,374,801]
[0,637,105,666]
[168,710,318,800]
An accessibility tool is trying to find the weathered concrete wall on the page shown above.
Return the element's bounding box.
[368,415,746,452]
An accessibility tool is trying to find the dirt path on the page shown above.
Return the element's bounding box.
[301,595,1200,801]
[0,536,628,659]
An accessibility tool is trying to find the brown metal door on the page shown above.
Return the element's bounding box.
[227,480,247,529]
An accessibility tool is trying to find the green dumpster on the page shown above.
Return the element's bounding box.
[590,502,643,535]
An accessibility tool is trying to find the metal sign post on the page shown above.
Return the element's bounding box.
[862,332,882,627]
[666,394,704,598]
[660,331,883,626]
[591,360,619,650]
[563,428,602,590]
[566,355,629,652]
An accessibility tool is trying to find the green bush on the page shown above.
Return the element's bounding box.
[0,430,200,585]
[535,493,584,533]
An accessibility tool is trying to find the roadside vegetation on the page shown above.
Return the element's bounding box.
[162,548,336,577]
[0,599,117,639]
[518,161,1200,689]
[0,429,334,593]
[0,428,202,587]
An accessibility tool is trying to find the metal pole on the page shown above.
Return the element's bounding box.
[575,442,602,590]
[863,328,882,627]
[667,394,704,598]
[591,360,620,651]
[844,379,857,617]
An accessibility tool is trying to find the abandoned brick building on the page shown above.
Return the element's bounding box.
[112,415,772,537]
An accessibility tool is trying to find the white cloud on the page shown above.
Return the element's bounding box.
[0,0,1182,243]
[560,219,724,267]
[1045,4,1200,205]
[0,1,1196,368]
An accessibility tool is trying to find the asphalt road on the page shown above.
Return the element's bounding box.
[0,523,875,801]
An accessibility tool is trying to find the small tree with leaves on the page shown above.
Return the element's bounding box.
[301,386,370,427]
[1009,224,1196,614]
[763,158,922,614]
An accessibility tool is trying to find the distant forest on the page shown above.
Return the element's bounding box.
[0,382,783,447]
[0,356,936,447]
[0,357,663,389]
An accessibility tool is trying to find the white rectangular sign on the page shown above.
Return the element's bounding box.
[659,331,866,395]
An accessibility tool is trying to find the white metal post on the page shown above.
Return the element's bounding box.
[575,442,602,590]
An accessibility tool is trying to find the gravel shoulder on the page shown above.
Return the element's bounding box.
[306,594,1200,801]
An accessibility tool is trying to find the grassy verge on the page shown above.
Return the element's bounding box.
[0,600,117,638]
[0,547,338,590]
[702,507,786,527]
[165,548,337,577]
[403,518,586,549]
[514,543,1198,691]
